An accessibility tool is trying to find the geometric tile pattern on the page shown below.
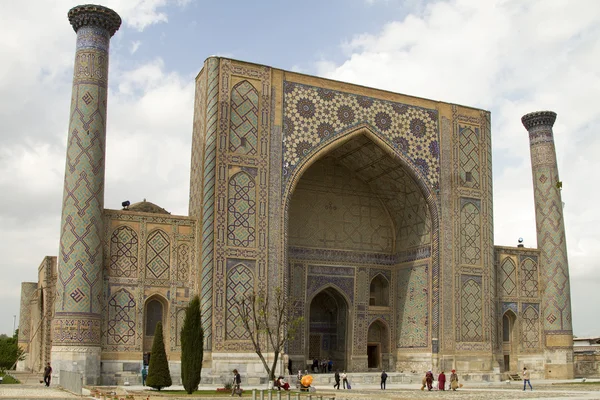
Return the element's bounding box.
[199,57,219,350]
[176,243,190,281]
[227,171,257,247]
[520,257,538,298]
[109,226,138,278]
[145,230,170,280]
[283,82,440,191]
[499,257,517,296]
[53,25,111,346]
[523,112,573,334]
[397,264,428,348]
[460,200,481,265]
[226,263,254,340]
[107,288,136,345]
[521,303,540,349]
[229,81,258,155]
[461,276,483,342]
[288,157,394,252]
[459,125,480,188]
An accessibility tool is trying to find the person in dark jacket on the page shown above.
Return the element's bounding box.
[231,369,242,397]
[43,362,52,387]
[380,370,388,390]
[333,370,341,390]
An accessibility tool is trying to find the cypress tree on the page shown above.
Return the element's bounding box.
[146,322,172,391]
[181,295,204,394]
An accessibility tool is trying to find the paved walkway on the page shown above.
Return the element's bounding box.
[1,375,599,399]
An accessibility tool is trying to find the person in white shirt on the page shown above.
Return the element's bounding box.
[522,367,533,391]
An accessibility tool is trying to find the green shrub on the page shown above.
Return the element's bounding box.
[181,295,204,394]
[145,322,172,391]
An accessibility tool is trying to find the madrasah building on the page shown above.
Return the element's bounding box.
[17,4,577,385]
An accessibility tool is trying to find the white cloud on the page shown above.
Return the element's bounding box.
[0,0,194,335]
[318,0,600,335]
[130,40,142,54]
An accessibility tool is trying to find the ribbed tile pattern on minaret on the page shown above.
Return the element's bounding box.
[53,5,121,350]
[522,111,573,335]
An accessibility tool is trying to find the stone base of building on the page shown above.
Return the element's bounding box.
[51,346,101,386]
[99,359,182,386]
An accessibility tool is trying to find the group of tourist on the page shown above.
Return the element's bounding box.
[420,369,460,391]
[311,358,333,373]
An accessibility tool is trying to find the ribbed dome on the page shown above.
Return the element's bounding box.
[125,199,170,214]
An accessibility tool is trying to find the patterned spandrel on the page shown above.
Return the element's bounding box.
[459,126,480,188]
[521,304,540,349]
[227,172,256,247]
[460,201,481,265]
[107,288,136,345]
[461,277,483,342]
[499,257,517,296]
[283,82,440,191]
[397,264,428,348]
[226,264,254,340]
[145,230,170,280]
[520,257,538,298]
[109,226,138,278]
[229,80,259,155]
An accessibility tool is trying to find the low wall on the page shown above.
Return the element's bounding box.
[575,353,600,378]
[59,370,82,395]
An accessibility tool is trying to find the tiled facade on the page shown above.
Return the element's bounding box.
[17,5,575,383]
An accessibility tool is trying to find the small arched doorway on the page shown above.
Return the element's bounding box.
[144,295,167,352]
[502,310,517,372]
[308,287,348,371]
[367,319,389,369]
[369,274,390,307]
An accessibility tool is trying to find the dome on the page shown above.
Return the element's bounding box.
[125,199,170,214]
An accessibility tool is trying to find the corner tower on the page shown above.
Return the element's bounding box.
[522,111,574,378]
[52,4,121,384]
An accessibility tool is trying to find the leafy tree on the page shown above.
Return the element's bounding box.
[146,322,172,390]
[181,295,204,394]
[236,286,303,381]
[0,330,23,370]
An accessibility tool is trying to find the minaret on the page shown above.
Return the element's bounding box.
[522,111,574,378]
[52,5,120,384]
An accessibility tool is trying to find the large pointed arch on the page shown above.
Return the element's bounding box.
[283,124,440,347]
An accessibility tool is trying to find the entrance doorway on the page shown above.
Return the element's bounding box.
[367,344,380,368]
[308,288,348,371]
[367,320,389,370]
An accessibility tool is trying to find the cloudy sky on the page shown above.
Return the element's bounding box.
[1,0,599,338]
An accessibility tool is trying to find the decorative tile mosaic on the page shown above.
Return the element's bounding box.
[520,256,539,298]
[460,275,483,342]
[397,264,428,348]
[145,230,170,280]
[229,81,259,155]
[499,257,517,296]
[282,82,440,191]
[227,171,257,247]
[109,226,138,278]
[107,288,136,345]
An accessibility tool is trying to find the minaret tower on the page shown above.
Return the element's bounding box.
[52,5,121,384]
[522,111,574,378]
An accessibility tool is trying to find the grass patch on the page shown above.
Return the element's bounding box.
[0,372,21,384]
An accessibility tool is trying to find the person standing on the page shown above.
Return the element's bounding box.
[438,371,446,390]
[450,369,459,391]
[380,370,388,390]
[141,365,148,386]
[43,362,52,387]
[425,370,434,391]
[341,371,348,389]
[333,370,340,390]
[231,369,242,397]
[523,367,533,391]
